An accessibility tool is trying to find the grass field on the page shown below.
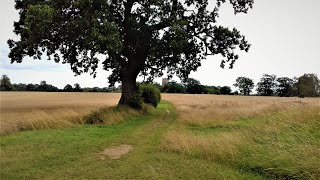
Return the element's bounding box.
[162,94,320,179]
[1,92,319,179]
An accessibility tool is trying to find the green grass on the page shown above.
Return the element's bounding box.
[0,101,262,179]
[236,108,320,179]
[163,106,320,179]
[2,101,319,179]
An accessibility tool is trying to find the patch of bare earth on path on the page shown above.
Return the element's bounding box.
[100,109,171,160]
[101,145,133,160]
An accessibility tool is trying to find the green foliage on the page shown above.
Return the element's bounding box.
[277,77,294,97]
[37,81,58,92]
[26,83,37,91]
[151,82,162,92]
[162,82,186,93]
[0,75,13,91]
[140,84,161,108]
[63,84,73,92]
[234,77,254,95]
[220,86,232,95]
[206,86,221,95]
[12,83,27,91]
[128,89,144,109]
[257,74,277,96]
[73,83,82,92]
[296,74,320,97]
[185,78,207,94]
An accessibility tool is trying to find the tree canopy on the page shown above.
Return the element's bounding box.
[234,76,254,95]
[8,0,254,106]
[0,75,13,91]
[63,84,74,92]
[276,77,294,97]
[73,83,83,92]
[185,78,204,94]
[297,74,320,97]
[220,86,231,95]
[162,81,186,93]
[256,74,277,96]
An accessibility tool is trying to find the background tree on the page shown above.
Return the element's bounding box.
[45,84,59,92]
[206,86,221,94]
[8,0,253,107]
[234,77,254,95]
[185,78,201,94]
[256,74,277,96]
[38,81,48,92]
[12,83,27,91]
[297,74,320,97]
[26,83,37,91]
[220,86,232,95]
[73,83,83,92]
[0,75,13,91]
[63,84,74,92]
[277,77,293,97]
[163,82,186,94]
[292,77,299,96]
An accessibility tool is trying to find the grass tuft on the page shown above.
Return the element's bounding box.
[84,105,154,125]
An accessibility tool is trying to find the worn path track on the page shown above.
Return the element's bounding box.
[1,101,262,179]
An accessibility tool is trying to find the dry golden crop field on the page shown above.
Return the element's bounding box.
[162,94,320,126]
[1,92,319,135]
[0,92,120,134]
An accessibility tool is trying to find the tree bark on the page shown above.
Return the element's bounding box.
[118,68,139,106]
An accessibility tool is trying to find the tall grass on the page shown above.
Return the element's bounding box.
[0,92,120,134]
[162,94,320,179]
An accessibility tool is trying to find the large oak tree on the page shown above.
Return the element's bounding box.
[8,0,253,107]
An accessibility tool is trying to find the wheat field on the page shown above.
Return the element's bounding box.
[0,92,120,134]
[162,94,319,126]
[1,92,319,135]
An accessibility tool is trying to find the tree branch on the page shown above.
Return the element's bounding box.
[149,0,178,31]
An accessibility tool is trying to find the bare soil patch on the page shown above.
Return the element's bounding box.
[101,144,133,160]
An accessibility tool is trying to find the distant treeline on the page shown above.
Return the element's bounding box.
[161,78,236,95]
[0,76,121,93]
[1,73,319,97]
[161,73,320,98]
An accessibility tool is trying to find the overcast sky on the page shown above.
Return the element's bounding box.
[1,0,319,89]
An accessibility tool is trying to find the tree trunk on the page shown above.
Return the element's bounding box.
[118,69,139,106]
